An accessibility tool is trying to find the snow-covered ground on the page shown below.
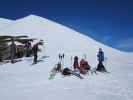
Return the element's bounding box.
[0,15,133,100]
[0,18,13,29]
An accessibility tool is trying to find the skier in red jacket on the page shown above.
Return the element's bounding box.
[79,59,90,74]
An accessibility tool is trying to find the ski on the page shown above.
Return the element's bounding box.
[31,59,44,65]
[71,71,84,79]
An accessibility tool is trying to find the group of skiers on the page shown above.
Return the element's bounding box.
[73,56,90,74]
[10,38,42,64]
[72,48,107,73]
[49,48,107,79]
[55,56,91,77]
[10,37,107,79]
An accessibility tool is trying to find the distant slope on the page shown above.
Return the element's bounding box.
[0,18,13,29]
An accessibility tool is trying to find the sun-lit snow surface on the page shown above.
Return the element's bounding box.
[0,15,133,100]
[0,18,13,29]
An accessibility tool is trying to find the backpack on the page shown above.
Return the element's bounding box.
[62,68,72,75]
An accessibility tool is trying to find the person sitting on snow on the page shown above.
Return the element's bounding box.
[73,56,80,70]
[79,59,90,74]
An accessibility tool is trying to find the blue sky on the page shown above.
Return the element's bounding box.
[0,0,133,52]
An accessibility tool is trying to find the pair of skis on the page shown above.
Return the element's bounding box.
[48,69,84,80]
[31,55,49,65]
[32,59,44,65]
[70,70,84,79]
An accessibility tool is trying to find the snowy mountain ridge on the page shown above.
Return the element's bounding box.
[0,15,132,63]
[0,18,13,29]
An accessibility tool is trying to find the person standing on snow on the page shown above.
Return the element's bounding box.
[10,38,16,63]
[97,48,104,63]
[96,48,106,72]
[32,43,39,64]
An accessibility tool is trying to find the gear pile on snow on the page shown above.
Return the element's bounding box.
[49,48,108,80]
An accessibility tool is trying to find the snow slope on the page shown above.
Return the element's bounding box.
[0,18,13,29]
[0,15,132,65]
[0,15,133,100]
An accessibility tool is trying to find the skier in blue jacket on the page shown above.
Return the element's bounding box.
[97,48,104,63]
[96,48,106,72]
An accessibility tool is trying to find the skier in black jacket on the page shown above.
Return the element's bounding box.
[32,43,39,64]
